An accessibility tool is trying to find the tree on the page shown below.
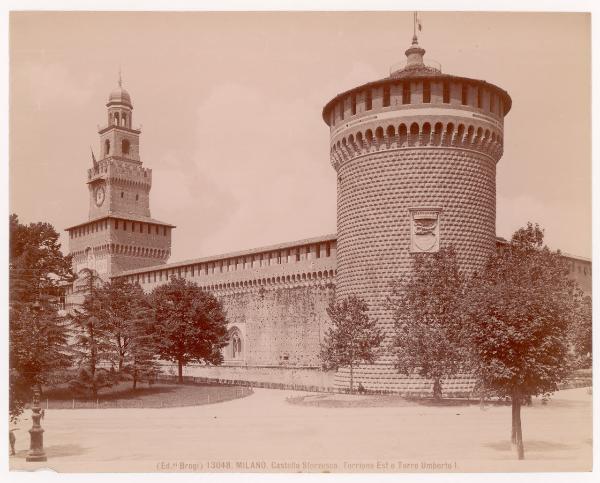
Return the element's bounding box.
[69,268,116,399]
[464,223,582,460]
[152,277,229,383]
[388,246,467,400]
[126,299,160,390]
[9,214,74,421]
[319,295,384,394]
[569,293,592,368]
[98,278,158,387]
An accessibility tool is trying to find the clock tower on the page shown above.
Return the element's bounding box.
[66,76,175,281]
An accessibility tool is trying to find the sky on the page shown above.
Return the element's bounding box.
[9,11,591,261]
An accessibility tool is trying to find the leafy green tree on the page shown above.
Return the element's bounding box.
[69,268,116,399]
[319,295,384,394]
[152,277,229,383]
[464,223,581,460]
[9,214,74,421]
[388,246,467,400]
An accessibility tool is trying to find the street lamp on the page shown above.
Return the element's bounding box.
[26,300,47,462]
[26,385,47,462]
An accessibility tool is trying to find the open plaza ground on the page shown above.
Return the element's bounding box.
[9,385,592,473]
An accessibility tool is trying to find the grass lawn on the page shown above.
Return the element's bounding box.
[36,382,252,409]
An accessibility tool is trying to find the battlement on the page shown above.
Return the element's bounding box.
[87,158,152,187]
[330,118,504,170]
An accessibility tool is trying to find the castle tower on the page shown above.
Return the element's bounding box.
[65,76,175,282]
[322,32,511,391]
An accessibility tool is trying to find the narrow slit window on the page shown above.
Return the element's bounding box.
[461,84,468,105]
[365,90,372,111]
[402,82,411,104]
[443,81,450,103]
[422,81,431,103]
[383,86,390,107]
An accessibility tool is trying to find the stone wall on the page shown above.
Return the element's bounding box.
[219,283,335,367]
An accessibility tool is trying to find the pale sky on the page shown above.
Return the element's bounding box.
[9,11,591,261]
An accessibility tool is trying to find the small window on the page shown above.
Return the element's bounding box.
[422,81,431,103]
[340,101,344,120]
[351,95,356,115]
[477,88,483,108]
[139,223,143,233]
[316,244,321,259]
[163,227,167,236]
[105,139,111,155]
[326,242,331,257]
[115,220,119,229]
[122,139,130,155]
[296,248,300,262]
[402,82,411,104]
[443,81,450,103]
[365,90,372,111]
[121,191,124,198]
[148,224,151,234]
[461,84,468,105]
[132,223,135,232]
[277,251,282,264]
[383,86,390,107]
[136,194,139,201]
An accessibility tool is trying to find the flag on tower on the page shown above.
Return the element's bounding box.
[91,146,98,170]
[416,12,422,32]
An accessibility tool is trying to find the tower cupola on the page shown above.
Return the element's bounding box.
[106,72,133,128]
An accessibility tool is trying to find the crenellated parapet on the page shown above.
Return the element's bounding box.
[329,118,504,170]
[87,158,152,189]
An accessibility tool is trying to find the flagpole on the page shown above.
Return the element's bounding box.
[413,12,417,39]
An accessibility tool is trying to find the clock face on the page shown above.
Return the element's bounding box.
[95,186,105,207]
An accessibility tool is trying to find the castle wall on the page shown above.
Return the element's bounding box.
[116,235,338,368]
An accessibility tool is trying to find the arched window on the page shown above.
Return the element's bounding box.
[230,329,243,359]
[122,139,130,155]
[105,139,110,155]
[122,114,127,126]
[114,112,120,125]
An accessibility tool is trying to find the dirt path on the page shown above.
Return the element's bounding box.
[10,387,592,473]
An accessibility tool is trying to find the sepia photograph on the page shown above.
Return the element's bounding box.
[5,3,596,479]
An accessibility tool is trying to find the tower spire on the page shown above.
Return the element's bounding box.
[118,67,122,88]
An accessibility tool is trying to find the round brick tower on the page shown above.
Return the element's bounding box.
[322,35,511,393]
